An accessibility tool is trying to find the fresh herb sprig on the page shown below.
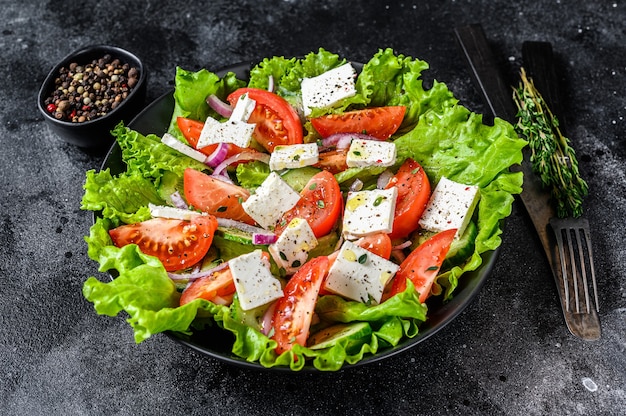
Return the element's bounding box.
[513,68,588,218]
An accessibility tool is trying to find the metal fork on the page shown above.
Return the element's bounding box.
[550,218,599,314]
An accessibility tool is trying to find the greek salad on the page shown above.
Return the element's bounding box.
[81,48,526,371]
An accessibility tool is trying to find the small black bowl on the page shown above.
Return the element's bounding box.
[37,45,147,150]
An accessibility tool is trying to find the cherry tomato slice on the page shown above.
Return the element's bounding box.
[179,266,236,306]
[227,88,304,152]
[274,170,342,238]
[176,117,245,158]
[386,228,457,303]
[385,158,431,240]
[183,168,256,225]
[271,256,329,354]
[109,215,218,272]
[310,106,406,140]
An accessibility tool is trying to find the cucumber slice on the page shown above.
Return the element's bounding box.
[308,322,372,352]
[443,220,478,268]
[307,231,340,259]
[280,166,321,192]
[216,226,254,245]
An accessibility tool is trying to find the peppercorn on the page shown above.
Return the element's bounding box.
[43,54,140,123]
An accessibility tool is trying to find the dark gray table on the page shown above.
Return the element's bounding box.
[2,1,624,414]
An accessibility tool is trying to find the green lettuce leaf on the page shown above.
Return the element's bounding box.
[81,169,160,226]
[167,67,245,142]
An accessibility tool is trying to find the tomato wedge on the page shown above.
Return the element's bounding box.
[314,148,349,174]
[271,256,329,354]
[183,168,256,225]
[310,106,406,140]
[179,266,236,306]
[385,158,431,240]
[176,117,244,158]
[227,88,303,152]
[386,228,457,303]
[109,215,218,272]
[274,170,342,238]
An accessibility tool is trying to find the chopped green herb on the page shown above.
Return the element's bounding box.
[358,253,368,264]
[426,266,439,271]
[513,68,588,218]
[279,251,287,261]
[216,206,227,212]
[353,151,362,156]
[316,200,325,208]
[291,260,301,268]
[309,183,317,190]
[373,196,384,206]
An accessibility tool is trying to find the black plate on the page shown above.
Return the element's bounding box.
[100,63,499,372]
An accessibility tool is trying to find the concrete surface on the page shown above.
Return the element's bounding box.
[1,0,624,415]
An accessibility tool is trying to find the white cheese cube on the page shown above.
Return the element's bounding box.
[268,218,318,275]
[161,133,208,163]
[323,240,399,304]
[342,187,397,239]
[148,203,205,221]
[228,92,256,122]
[346,139,397,168]
[269,143,320,170]
[229,250,284,310]
[242,172,301,229]
[418,176,480,238]
[301,63,357,116]
[196,116,255,149]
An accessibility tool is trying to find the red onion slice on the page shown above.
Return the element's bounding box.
[206,94,233,118]
[261,301,278,335]
[216,218,278,244]
[320,133,378,150]
[377,169,394,189]
[205,142,230,168]
[252,233,278,245]
[167,261,229,281]
[169,191,188,209]
[392,240,412,250]
[212,151,270,178]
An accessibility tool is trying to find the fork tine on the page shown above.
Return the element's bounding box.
[581,221,600,312]
[552,223,570,312]
[563,226,581,313]
[550,218,600,314]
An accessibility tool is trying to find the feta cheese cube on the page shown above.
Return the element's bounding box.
[161,133,208,163]
[323,240,399,304]
[268,218,318,275]
[346,139,397,168]
[196,117,255,149]
[229,250,284,310]
[342,187,397,239]
[301,63,357,116]
[148,203,205,221]
[242,172,301,229]
[269,143,320,171]
[418,176,480,238]
[228,92,256,122]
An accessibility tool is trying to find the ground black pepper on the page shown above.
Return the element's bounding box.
[43,54,140,123]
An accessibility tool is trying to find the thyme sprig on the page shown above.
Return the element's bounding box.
[512,68,588,218]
